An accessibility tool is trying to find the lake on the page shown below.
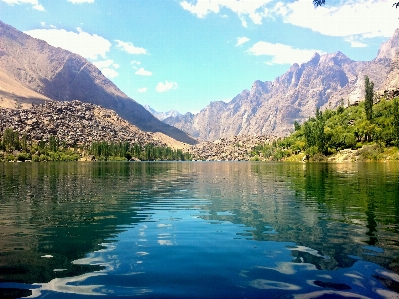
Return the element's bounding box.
[0,161,398,298]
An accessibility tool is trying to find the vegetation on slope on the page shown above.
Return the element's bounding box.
[252,77,399,162]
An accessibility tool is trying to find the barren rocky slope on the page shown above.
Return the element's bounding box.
[187,135,270,161]
[0,21,196,145]
[165,29,399,141]
[0,100,178,148]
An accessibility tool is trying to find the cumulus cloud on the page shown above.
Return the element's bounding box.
[138,88,148,93]
[100,68,119,79]
[276,0,397,39]
[115,40,148,55]
[180,0,274,27]
[156,81,178,92]
[236,37,250,47]
[67,0,94,3]
[24,27,111,60]
[1,0,45,11]
[344,36,367,48]
[247,41,324,65]
[93,59,119,78]
[135,68,152,76]
[180,0,396,39]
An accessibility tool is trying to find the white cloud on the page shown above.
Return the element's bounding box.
[344,36,367,48]
[138,88,148,93]
[156,81,178,92]
[67,0,94,3]
[277,0,397,39]
[180,0,274,27]
[1,0,45,11]
[93,59,119,79]
[24,27,111,60]
[115,40,148,55]
[40,22,56,29]
[93,59,117,69]
[236,37,250,47]
[100,68,119,79]
[180,0,397,39]
[247,41,324,65]
[131,60,141,70]
[135,68,152,76]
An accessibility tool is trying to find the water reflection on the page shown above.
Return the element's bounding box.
[0,162,399,298]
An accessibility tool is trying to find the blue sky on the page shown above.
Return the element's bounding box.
[0,0,397,114]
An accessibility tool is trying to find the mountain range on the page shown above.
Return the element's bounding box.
[0,20,197,145]
[1,19,399,144]
[162,29,399,141]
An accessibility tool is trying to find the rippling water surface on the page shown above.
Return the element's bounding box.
[0,161,399,298]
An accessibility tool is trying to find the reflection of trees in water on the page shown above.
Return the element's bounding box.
[191,162,399,273]
[0,162,176,285]
[1,161,399,286]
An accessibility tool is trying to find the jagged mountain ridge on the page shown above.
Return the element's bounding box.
[143,104,182,121]
[0,20,197,145]
[165,30,399,141]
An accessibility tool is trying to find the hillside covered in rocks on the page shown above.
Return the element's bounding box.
[0,100,173,149]
[187,135,270,161]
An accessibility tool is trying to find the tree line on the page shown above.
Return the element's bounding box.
[89,141,191,161]
[0,130,191,162]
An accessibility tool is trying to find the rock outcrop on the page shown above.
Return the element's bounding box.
[0,20,197,145]
[165,29,399,141]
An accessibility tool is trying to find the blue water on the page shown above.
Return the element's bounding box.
[0,162,398,298]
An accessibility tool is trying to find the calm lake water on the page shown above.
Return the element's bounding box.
[0,161,399,298]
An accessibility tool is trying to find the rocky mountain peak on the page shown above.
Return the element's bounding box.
[289,63,300,72]
[307,52,321,66]
[250,80,271,96]
[375,28,399,61]
[319,51,352,67]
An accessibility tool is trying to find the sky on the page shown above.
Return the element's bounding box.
[0,0,397,114]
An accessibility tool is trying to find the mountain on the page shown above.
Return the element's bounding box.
[0,20,197,145]
[165,30,399,141]
[143,104,182,121]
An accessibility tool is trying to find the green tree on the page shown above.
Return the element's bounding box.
[364,76,374,121]
[49,135,59,152]
[294,121,301,131]
[304,120,315,149]
[3,128,17,151]
[315,107,326,154]
[393,98,399,147]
